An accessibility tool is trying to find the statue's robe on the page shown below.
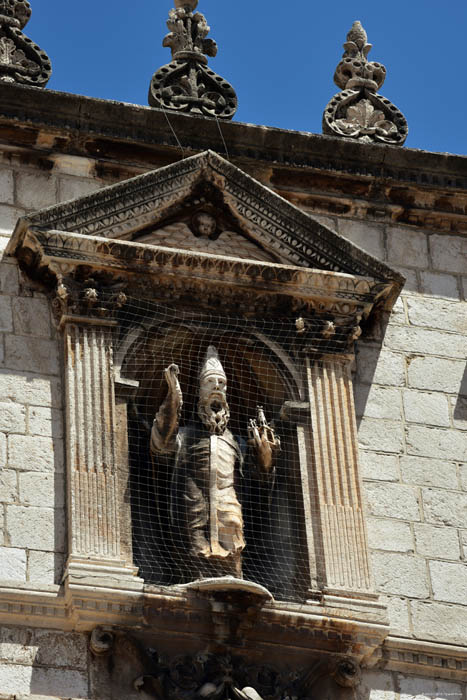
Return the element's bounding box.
[151,420,245,577]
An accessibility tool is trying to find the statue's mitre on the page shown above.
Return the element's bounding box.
[199,345,226,381]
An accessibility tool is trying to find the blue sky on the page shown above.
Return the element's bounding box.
[29,1,466,155]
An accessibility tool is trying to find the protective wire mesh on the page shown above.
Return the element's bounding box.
[116,297,348,602]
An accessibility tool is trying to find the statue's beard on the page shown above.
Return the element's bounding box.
[198,395,230,435]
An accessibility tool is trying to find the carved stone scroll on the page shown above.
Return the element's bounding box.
[305,354,373,597]
[0,0,51,87]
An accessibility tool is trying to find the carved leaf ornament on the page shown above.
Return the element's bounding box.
[323,21,407,145]
[0,0,51,86]
[149,0,237,119]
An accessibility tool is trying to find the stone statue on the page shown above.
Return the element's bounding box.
[150,346,280,578]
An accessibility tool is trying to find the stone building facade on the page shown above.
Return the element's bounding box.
[0,38,465,700]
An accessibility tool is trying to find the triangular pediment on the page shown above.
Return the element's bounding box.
[16,150,402,285]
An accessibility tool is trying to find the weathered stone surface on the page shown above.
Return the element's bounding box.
[407,357,466,393]
[0,204,26,235]
[372,552,429,598]
[406,297,467,334]
[398,676,464,700]
[4,335,59,375]
[451,396,467,431]
[28,406,63,438]
[0,546,26,582]
[0,662,33,695]
[0,401,26,433]
[400,456,458,489]
[12,297,51,337]
[367,518,413,552]
[19,472,64,507]
[59,175,100,201]
[406,426,467,461]
[355,386,401,420]
[0,260,19,295]
[382,595,412,637]
[429,560,467,604]
[403,390,450,427]
[384,325,466,359]
[419,271,460,299]
[431,235,467,274]
[414,523,460,560]
[8,435,63,473]
[34,630,88,670]
[16,172,57,210]
[460,465,467,492]
[337,219,385,259]
[358,418,404,453]
[0,369,62,407]
[387,227,428,269]
[360,451,399,482]
[6,504,65,551]
[358,670,396,700]
[0,626,36,664]
[0,295,12,331]
[0,168,14,205]
[0,664,88,698]
[0,432,6,467]
[0,469,17,503]
[365,483,421,521]
[356,346,405,387]
[412,600,467,645]
[28,550,62,584]
[423,488,467,528]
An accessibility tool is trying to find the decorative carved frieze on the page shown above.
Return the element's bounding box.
[0,0,51,87]
[148,1,237,119]
[323,22,408,146]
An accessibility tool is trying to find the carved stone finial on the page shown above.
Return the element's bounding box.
[323,21,408,146]
[0,0,51,87]
[148,2,237,119]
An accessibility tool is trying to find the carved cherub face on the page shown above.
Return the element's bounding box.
[193,212,217,238]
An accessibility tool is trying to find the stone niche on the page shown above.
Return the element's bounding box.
[8,151,404,698]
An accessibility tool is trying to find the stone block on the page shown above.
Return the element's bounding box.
[0,546,26,582]
[356,346,405,387]
[407,357,466,393]
[403,390,450,427]
[387,226,429,269]
[0,204,26,235]
[452,396,467,431]
[358,670,396,700]
[431,235,467,274]
[12,297,51,337]
[28,550,63,584]
[0,663,33,695]
[389,296,406,324]
[30,667,89,698]
[0,168,14,205]
[59,174,100,201]
[0,295,12,331]
[460,465,467,492]
[423,488,467,528]
[0,469,17,503]
[0,432,6,467]
[384,325,466,359]
[396,268,419,293]
[429,560,467,604]
[365,483,421,521]
[414,524,460,560]
[0,626,36,664]
[337,219,385,260]
[372,551,429,598]
[34,630,88,670]
[0,401,26,433]
[8,435,64,473]
[0,369,62,407]
[19,472,64,508]
[16,171,57,210]
[358,418,404,454]
[406,297,466,334]
[28,406,64,438]
[398,676,463,700]
[400,456,458,489]
[406,426,467,461]
[355,386,402,421]
[7,504,65,551]
[412,600,467,645]
[4,335,59,375]
[0,261,19,295]
[367,518,414,552]
[360,451,399,482]
[420,271,460,299]
[382,596,412,637]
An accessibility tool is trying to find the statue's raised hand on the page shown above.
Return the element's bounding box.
[163,363,182,410]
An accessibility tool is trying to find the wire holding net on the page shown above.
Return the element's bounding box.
[116,296,351,603]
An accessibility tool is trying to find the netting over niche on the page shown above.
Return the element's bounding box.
[116,298,350,603]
